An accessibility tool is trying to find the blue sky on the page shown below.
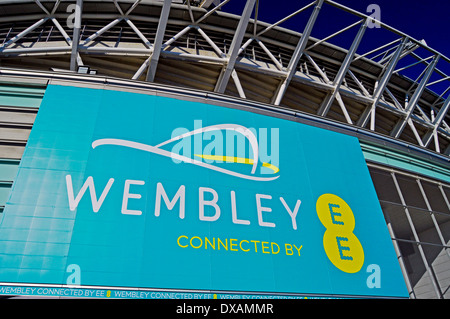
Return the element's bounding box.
[222,0,449,96]
[222,0,449,56]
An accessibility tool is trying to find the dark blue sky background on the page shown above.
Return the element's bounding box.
[222,0,449,56]
[221,0,450,95]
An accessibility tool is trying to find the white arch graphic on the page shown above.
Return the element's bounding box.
[92,124,279,182]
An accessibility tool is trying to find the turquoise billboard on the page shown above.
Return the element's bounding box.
[0,84,408,298]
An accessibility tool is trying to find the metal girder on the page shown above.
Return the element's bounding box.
[390,54,440,139]
[317,18,369,118]
[214,0,256,94]
[196,0,231,24]
[146,0,172,82]
[306,19,362,52]
[196,26,226,58]
[378,40,421,65]
[34,0,50,15]
[70,0,83,71]
[422,93,450,148]
[82,18,122,46]
[272,0,324,106]
[125,0,142,16]
[51,18,72,46]
[353,38,401,63]
[255,1,316,38]
[356,37,410,130]
[0,0,448,157]
[0,18,49,51]
[125,18,152,49]
[200,0,220,9]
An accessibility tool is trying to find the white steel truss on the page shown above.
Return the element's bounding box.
[0,0,449,157]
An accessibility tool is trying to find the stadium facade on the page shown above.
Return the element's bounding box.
[0,0,449,299]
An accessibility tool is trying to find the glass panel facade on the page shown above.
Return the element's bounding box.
[369,164,450,299]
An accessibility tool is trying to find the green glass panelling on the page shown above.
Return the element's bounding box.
[0,85,45,108]
[361,142,450,183]
[0,160,20,181]
[0,183,12,207]
[0,161,19,207]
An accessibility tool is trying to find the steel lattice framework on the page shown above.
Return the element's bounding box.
[0,0,449,157]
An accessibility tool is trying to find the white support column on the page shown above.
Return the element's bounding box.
[70,0,83,71]
[214,0,256,94]
[272,0,324,106]
[146,0,172,82]
[391,55,440,139]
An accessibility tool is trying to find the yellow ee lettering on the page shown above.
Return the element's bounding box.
[316,194,364,274]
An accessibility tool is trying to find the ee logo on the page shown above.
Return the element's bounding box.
[316,194,364,273]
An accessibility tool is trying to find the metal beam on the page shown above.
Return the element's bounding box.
[51,0,61,15]
[82,18,122,46]
[200,0,220,9]
[186,0,195,24]
[70,0,83,71]
[422,93,450,147]
[0,18,49,51]
[378,41,421,65]
[195,0,231,25]
[231,69,246,98]
[348,69,371,97]
[214,0,256,94]
[113,0,124,15]
[34,0,50,15]
[317,18,368,117]
[256,1,316,38]
[197,26,226,57]
[162,25,192,50]
[51,18,72,46]
[146,0,172,82]
[125,0,142,16]
[391,55,440,138]
[353,38,401,63]
[427,76,450,87]
[125,18,152,49]
[393,55,434,74]
[304,53,331,84]
[272,0,324,105]
[306,19,362,52]
[356,37,410,129]
[256,39,283,70]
